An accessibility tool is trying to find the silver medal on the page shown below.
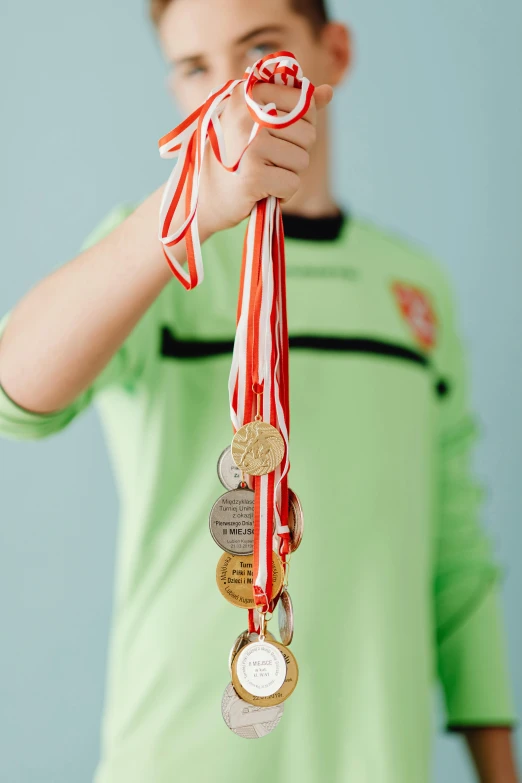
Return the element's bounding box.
[221,682,284,739]
[234,641,287,698]
[277,588,294,645]
[217,445,242,491]
[209,487,254,555]
[229,630,276,673]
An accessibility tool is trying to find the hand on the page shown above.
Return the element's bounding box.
[197,82,333,237]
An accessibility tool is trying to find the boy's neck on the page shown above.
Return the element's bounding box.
[281,110,340,219]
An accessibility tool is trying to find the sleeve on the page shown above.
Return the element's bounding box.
[433,274,517,729]
[0,204,141,442]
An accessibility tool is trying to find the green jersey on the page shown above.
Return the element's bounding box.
[0,207,515,783]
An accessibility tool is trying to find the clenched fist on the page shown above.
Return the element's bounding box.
[195,82,334,237]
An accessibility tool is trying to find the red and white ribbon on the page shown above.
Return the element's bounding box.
[158,51,314,612]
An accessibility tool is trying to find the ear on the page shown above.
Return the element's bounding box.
[321,22,353,87]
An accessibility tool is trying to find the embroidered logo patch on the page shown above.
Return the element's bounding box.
[391,281,437,350]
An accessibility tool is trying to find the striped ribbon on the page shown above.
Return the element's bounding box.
[158,51,314,612]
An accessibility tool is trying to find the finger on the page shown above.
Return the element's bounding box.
[251,83,317,126]
[251,82,332,126]
[262,166,301,202]
[295,83,332,127]
[253,132,310,175]
[267,118,316,152]
[313,83,334,112]
[297,84,333,125]
[251,83,305,115]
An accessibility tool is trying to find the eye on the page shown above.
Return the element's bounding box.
[248,42,279,60]
[185,64,207,78]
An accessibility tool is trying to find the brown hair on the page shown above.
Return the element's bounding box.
[150,0,329,32]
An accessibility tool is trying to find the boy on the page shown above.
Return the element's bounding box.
[0,0,518,781]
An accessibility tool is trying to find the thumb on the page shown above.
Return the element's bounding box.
[313,83,334,111]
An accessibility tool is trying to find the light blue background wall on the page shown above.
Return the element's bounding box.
[1,1,520,780]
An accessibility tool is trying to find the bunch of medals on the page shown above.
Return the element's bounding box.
[158,51,314,739]
[212,411,304,739]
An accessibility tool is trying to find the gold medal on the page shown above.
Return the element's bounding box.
[232,639,299,707]
[231,420,285,476]
[216,552,284,609]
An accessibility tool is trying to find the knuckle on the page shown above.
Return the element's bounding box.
[239,157,256,185]
[244,162,267,199]
[289,170,301,189]
[243,155,262,181]
[295,148,310,172]
[306,123,317,147]
[291,121,316,151]
[250,128,269,151]
[306,108,318,129]
[280,170,300,198]
[244,135,266,163]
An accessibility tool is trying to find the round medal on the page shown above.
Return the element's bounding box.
[277,588,294,646]
[232,640,287,698]
[231,420,285,476]
[232,639,299,707]
[216,552,285,609]
[228,630,249,674]
[287,489,304,552]
[209,487,254,555]
[248,630,275,643]
[221,682,284,739]
[228,629,276,674]
[216,445,242,491]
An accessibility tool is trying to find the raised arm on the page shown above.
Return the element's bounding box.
[0,186,177,414]
[0,82,331,420]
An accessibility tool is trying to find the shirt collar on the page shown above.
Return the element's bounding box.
[281,208,348,241]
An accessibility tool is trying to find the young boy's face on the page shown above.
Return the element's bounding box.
[158,0,348,115]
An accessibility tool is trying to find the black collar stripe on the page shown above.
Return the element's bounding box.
[281,209,347,241]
